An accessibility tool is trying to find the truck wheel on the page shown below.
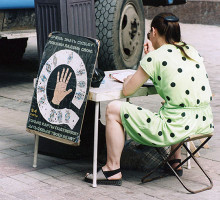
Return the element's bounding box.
[0,38,28,63]
[95,0,145,71]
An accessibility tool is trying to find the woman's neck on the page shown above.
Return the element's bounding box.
[155,36,167,49]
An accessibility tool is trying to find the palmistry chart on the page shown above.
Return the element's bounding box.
[27,32,99,145]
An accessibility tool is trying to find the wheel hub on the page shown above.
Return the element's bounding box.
[119,4,141,62]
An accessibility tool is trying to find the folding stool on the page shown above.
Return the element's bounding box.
[141,133,213,194]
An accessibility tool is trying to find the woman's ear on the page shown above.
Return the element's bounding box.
[152,27,157,37]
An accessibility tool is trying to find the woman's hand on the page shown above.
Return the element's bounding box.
[122,67,149,97]
[123,74,133,85]
[144,39,154,54]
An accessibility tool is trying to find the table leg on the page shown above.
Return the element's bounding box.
[33,135,39,168]
[92,102,99,188]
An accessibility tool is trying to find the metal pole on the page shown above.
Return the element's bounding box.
[33,135,39,168]
[92,102,99,187]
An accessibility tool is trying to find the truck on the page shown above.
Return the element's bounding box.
[0,0,186,69]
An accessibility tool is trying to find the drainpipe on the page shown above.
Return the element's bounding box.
[0,0,35,9]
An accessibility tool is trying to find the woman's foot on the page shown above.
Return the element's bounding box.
[164,159,183,176]
[85,167,122,186]
[102,165,122,180]
[170,159,182,170]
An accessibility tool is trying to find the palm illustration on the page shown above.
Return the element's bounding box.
[52,68,72,105]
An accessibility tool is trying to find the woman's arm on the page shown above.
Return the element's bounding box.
[122,40,153,96]
[122,66,150,96]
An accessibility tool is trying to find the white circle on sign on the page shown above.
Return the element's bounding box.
[37,49,87,129]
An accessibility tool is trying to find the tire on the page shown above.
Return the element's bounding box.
[95,0,145,71]
[0,38,28,63]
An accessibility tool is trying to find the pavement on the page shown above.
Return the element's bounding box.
[0,21,220,199]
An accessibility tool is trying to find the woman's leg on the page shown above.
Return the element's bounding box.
[170,143,182,170]
[102,100,125,180]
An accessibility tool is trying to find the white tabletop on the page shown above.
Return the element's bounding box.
[88,70,157,102]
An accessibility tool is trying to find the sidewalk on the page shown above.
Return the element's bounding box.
[0,22,220,199]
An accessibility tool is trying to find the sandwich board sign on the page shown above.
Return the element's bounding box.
[26,32,99,146]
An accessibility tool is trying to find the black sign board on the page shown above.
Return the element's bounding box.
[26,32,99,146]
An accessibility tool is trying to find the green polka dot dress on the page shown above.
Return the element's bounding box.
[120,44,214,147]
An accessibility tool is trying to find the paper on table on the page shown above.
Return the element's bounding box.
[109,71,134,82]
[109,70,153,86]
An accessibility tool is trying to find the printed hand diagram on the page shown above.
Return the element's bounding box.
[52,68,72,105]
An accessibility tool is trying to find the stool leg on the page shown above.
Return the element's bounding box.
[142,137,213,193]
[186,142,191,169]
[92,102,99,188]
[181,142,213,193]
[190,141,200,157]
[200,138,209,149]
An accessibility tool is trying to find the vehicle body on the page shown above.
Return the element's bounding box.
[0,0,186,67]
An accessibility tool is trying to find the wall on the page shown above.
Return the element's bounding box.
[144,0,220,25]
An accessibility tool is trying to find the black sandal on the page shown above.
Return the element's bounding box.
[85,168,122,186]
[164,159,183,177]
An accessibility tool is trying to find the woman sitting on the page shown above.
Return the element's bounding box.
[85,12,214,186]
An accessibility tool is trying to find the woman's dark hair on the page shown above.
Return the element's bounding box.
[151,13,191,59]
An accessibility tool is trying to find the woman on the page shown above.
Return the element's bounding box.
[85,13,214,186]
